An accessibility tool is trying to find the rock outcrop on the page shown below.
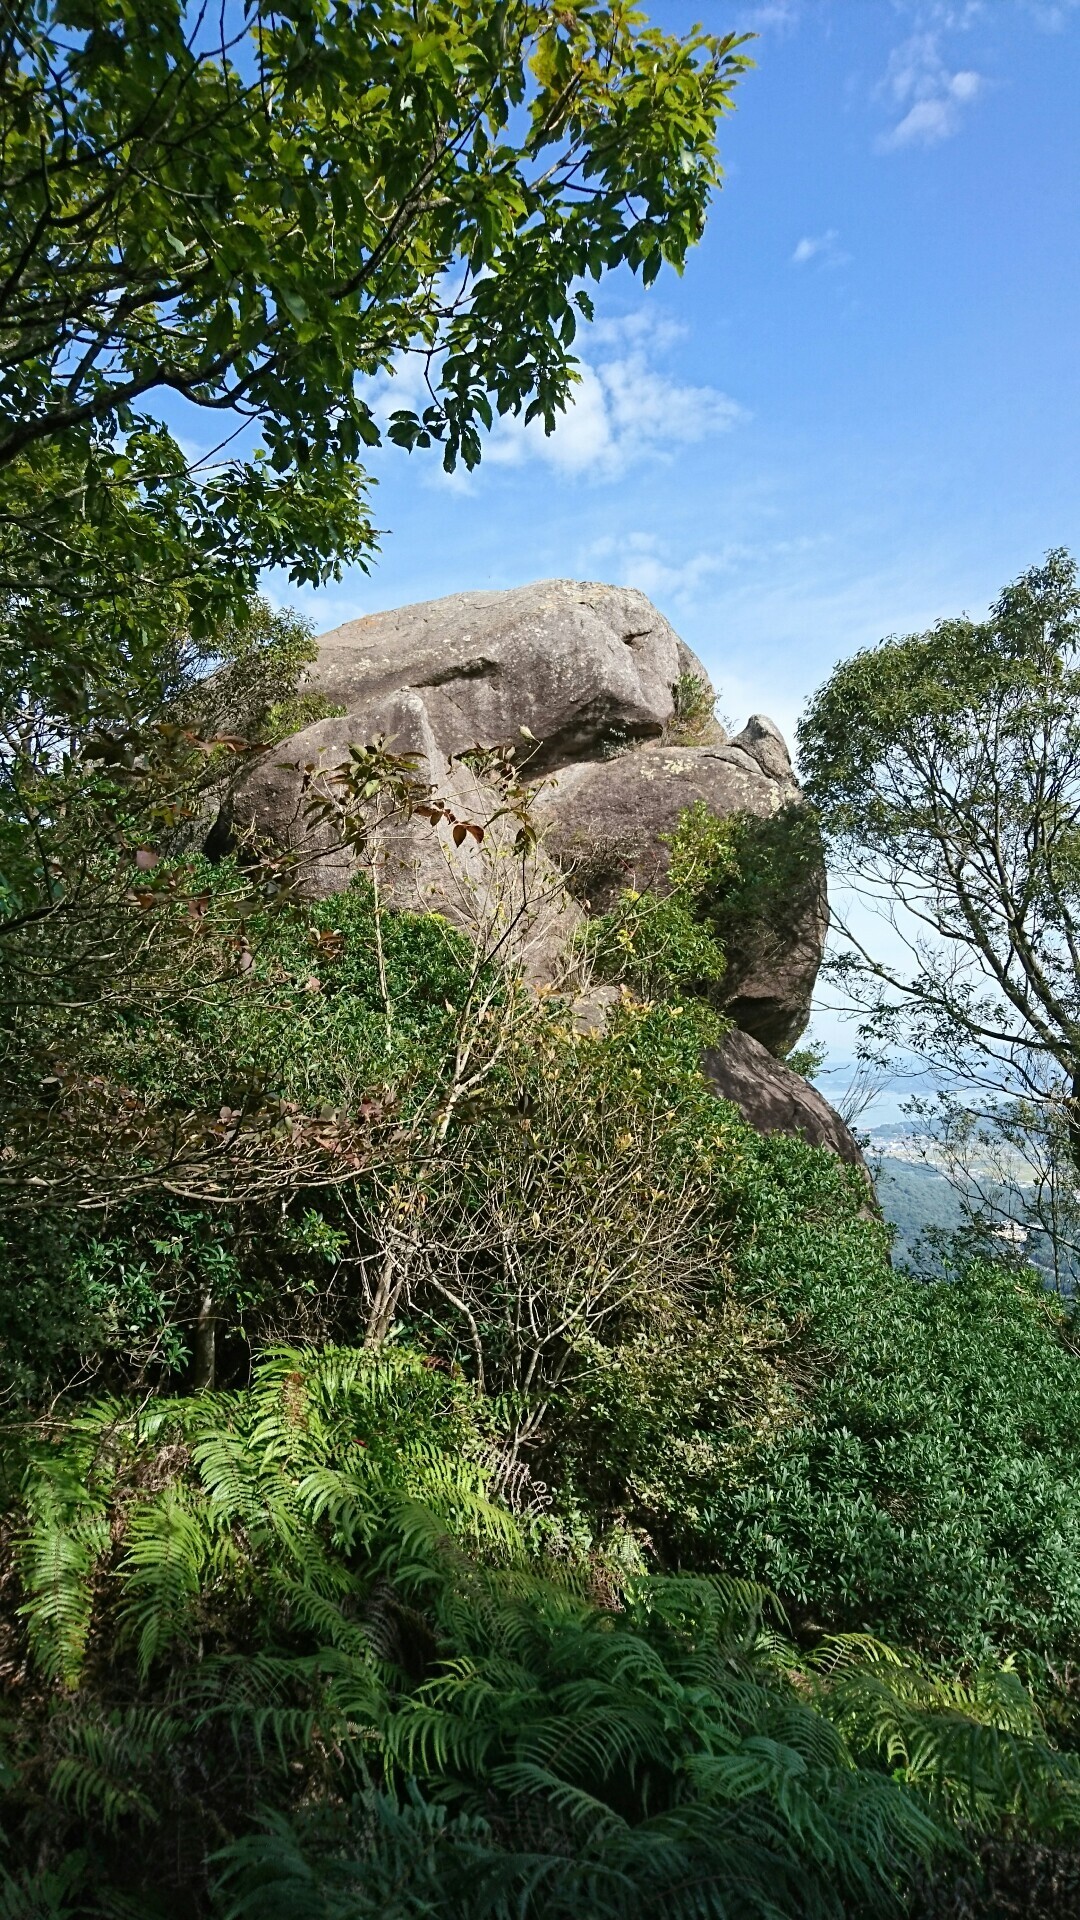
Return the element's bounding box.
[702,1029,868,1175]
[304,578,709,772]
[221,581,716,980]
[534,727,822,1054]
[217,579,853,1150]
[219,685,580,981]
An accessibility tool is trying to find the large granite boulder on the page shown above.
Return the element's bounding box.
[702,1028,869,1178]
[536,726,799,902]
[219,580,710,975]
[302,578,711,773]
[221,685,581,983]
[535,721,823,1053]
[215,578,825,1046]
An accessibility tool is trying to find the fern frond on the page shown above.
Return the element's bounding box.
[18,1508,110,1687]
[47,1707,178,1829]
[116,1488,210,1677]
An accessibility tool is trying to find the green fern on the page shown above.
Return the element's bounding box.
[0,1853,91,1920]
[47,1710,171,1829]
[5,1348,1080,1918]
[811,1634,1080,1834]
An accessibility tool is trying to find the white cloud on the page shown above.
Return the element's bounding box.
[735,1,802,26]
[877,28,984,150]
[481,311,745,480]
[582,531,743,609]
[791,227,849,267]
[1019,0,1080,25]
[358,309,744,484]
[358,351,431,424]
[589,307,687,353]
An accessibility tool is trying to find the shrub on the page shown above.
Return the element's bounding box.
[554,1119,1080,1678]
[574,799,824,1053]
[664,670,720,744]
[580,889,729,1000]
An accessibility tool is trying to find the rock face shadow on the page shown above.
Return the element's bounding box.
[703,1030,870,1178]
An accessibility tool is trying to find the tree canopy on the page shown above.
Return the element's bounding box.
[0,0,749,719]
[798,549,1080,1156]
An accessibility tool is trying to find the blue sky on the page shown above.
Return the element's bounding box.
[277,0,1080,754]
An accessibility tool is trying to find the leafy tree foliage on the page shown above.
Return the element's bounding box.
[0,591,325,939]
[0,0,750,1239]
[0,0,749,720]
[559,1138,1080,1676]
[799,549,1080,1160]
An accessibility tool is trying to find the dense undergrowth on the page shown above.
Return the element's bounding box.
[4,1344,1080,1918]
[6,858,1080,1915]
[6,629,1080,1915]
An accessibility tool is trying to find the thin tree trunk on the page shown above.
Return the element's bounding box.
[1068,1066,1080,1176]
[191,1289,217,1391]
[365,1246,401,1346]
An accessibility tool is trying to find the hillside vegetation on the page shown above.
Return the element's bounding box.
[6,835,1080,1915]
[5,3,1080,1912]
